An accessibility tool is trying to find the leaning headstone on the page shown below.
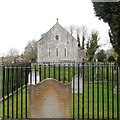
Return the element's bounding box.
[28,78,71,118]
[72,75,83,93]
[28,70,39,84]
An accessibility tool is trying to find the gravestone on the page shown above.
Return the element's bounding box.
[114,67,120,94]
[28,78,71,118]
[28,70,39,84]
[72,75,83,93]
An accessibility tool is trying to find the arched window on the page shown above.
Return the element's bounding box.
[65,48,67,57]
[48,48,50,57]
[56,48,58,57]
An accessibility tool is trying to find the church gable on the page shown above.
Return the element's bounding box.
[38,22,77,46]
[37,21,84,63]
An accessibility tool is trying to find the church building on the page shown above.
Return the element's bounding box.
[37,20,85,63]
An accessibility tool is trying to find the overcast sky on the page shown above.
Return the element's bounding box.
[0,0,111,57]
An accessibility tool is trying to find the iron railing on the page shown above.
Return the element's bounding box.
[0,62,120,119]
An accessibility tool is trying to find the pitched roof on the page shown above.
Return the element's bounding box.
[37,22,77,43]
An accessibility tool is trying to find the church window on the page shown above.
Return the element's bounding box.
[55,35,59,40]
[48,48,50,57]
[65,48,67,57]
[56,48,58,57]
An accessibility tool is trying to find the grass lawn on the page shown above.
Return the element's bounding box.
[0,82,120,119]
[73,83,120,119]
[0,88,29,118]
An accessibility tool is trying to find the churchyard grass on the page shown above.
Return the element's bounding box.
[73,83,120,119]
[0,82,120,119]
[0,88,30,118]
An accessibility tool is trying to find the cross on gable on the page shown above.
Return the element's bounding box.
[56,18,59,23]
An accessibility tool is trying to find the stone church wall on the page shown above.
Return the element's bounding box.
[37,23,80,63]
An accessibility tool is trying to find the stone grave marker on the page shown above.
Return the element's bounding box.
[28,70,39,84]
[28,78,71,118]
[72,75,83,93]
[114,67,120,94]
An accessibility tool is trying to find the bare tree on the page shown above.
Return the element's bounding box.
[69,25,75,36]
[76,26,81,48]
[8,48,19,57]
[4,48,19,63]
[80,25,88,50]
[76,25,88,49]
[24,40,37,62]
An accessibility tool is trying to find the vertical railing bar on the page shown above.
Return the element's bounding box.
[106,63,109,119]
[39,65,41,82]
[52,64,54,79]
[88,63,89,119]
[112,64,114,119]
[109,62,112,119]
[30,68,32,84]
[21,65,23,118]
[7,66,9,118]
[48,63,50,78]
[82,61,84,119]
[78,63,80,118]
[73,63,75,119]
[35,65,37,84]
[16,66,18,119]
[92,62,94,119]
[68,64,70,82]
[117,66,119,119]
[49,63,50,78]
[44,65,46,79]
[10,66,12,118]
[45,64,47,79]
[54,64,55,79]
[58,64,60,82]
[46,64,48,79]
[102,63,104,119]
[11,66,14,118]
[63,64,65,83]
[97,63,99,119]
[25,65,28,118]
[2,65,5,119]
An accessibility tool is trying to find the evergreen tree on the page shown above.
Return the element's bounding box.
[93,2,120,65]
[96,49,107,62]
